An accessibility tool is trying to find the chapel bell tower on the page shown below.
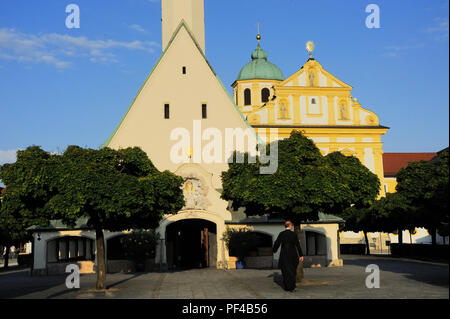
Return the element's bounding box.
[161,0,206,53]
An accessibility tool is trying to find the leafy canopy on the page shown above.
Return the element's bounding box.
[221,130,380,223]
[0,146,185,232]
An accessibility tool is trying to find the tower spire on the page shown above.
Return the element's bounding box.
[256,22,261,46]
[161,0,205,53]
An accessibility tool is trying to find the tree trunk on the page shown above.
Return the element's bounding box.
[430,227,437,246]
[95,227,106,290]
[363,231,371,255]
[3,245,10,270]
[294,224,304,283]
[398,229,403,244]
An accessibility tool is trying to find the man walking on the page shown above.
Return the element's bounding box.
[273,221,304,292]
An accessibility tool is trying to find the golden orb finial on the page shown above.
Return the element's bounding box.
[256,22,261,44]
[306,41,315,58]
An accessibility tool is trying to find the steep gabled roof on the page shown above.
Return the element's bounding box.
[101,20,258,148]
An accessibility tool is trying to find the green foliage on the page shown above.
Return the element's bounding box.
[0,147,53,249]
[342,192,411,233]
[343,149,449,239]
[31,145,186,231]
[120,229,160,262]
[222,226,253,250]
[221,130,380,223]
[0,145,185,284]
[222,227,260,261]
[396,149,449,230]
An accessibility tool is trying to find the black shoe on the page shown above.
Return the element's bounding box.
[286,288,296,292]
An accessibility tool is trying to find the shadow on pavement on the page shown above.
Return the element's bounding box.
[342,255,449,288]
[0,269,66,299]
[267,271,285,290]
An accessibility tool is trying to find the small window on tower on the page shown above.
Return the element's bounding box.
[164,104,170,119]
[202,104,207,119]
[244,88,251,106]
[182,66,186,75]
[261,88,270,103]
[311,98,316,104]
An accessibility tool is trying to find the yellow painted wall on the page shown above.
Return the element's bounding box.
[234,58,388,197]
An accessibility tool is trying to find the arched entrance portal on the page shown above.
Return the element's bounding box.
[166,219,217,270]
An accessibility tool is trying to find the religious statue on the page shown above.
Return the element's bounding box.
[309,72,315,87]
[183,178,202,209]
[281,103,287,119]
[340,104,346,120]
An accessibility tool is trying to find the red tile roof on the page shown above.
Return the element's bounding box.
[383,153,437,177]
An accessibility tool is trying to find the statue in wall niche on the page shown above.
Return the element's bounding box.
[341,104,346,120]
[309,72,315,87]
[281,103,287,119]
[182,178,206,210]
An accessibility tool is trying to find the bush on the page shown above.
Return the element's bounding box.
[120,229,160,263]
[222,227,262,261]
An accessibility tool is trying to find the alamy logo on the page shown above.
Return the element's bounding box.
[365,264,380,288]
[169,121,279,174]
[365,4,380,29]
[65,264,80,289]
[66,4,80,29]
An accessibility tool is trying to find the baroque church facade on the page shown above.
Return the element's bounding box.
[30,0,390,275]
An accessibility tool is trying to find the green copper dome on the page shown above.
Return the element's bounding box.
[236,39,284,82]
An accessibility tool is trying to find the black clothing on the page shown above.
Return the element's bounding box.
[273,229,304,291]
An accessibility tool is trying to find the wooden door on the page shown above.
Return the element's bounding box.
[201,228,209,268]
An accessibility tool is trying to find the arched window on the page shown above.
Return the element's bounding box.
[261,88,270,103]
[244,88,251,106]
[311,98,316,104]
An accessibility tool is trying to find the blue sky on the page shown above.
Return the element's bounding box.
[0,0,448,167]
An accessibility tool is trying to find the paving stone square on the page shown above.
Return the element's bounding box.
[0,255,447,299]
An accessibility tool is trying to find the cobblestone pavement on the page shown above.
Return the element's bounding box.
[0,255,447,299]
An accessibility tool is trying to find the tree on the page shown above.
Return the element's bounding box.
[396,149,449,245]
[0,147,54,269]
[340,206,375,255]
[1,146,185,289]
[342,192,412,254]
[0,190,34,269]
[373,192,415,244]
[221,130,380,278]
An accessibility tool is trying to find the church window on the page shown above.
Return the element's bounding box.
[311,98,316,104]
[244,88,251,106]
[164,104,170,119]
[261,88,270,103]
[202,104,207,119]
[182,66,186,74]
